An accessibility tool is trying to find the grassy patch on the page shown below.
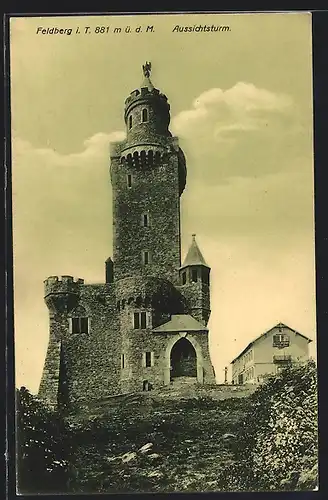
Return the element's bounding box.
[68,396,247,493]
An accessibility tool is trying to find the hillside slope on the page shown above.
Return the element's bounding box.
[17,362,317,494]
[68,392,250,493]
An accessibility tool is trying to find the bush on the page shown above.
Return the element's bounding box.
[16,386,69,493]
[231,360,318,491]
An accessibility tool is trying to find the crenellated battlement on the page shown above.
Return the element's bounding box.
[44,275,84,297]
[124,87,168,116]
[120,146,169,168]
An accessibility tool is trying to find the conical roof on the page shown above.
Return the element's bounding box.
[181,234,209,269]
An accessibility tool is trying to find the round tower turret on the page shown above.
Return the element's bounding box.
[179,235,211,326]
[44,275,84,314]
[124,61,171,145]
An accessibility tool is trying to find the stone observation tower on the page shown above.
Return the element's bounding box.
[39,62,215,409]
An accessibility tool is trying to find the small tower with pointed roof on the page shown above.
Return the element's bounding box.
[179,234,211,326]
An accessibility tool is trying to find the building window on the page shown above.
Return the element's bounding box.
[202,268,210,285]
[128,115,133,129]
[273,334,290,348]
[71,317,89,334]
[142,108,148,123]
[127,174,132,188]
[133,311,147,329]
[121,354,126,369]
[142,213,149,227]
[145,351,152,367]
[142,250,150,265]
[191,269,198,282]
[182,271,187,285]
[142,351,154,368]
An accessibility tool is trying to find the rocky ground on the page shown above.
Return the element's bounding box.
[67,382,255,493]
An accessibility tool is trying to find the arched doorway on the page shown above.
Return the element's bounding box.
[170,337,197,380]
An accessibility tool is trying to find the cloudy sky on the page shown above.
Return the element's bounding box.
[10,12,316,392]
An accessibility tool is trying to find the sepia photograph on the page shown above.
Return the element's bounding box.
[9,11,317,493]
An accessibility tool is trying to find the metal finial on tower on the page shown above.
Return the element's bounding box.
[143,61,152,78]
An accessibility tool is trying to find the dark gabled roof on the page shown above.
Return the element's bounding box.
[152,314,208,333]
[230,322,313,364]
[180,234,209,269]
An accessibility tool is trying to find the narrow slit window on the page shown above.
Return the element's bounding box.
[72,317,80,334]
[80,317,89,334]
[134,312,140,329]
[182,271,187,285]
[127,174,132,188]
[142,108,148,122]
[142,250,150,265]
[142,213,149,227]
[141,311,147,329]
[128,115,133,129]
[145,351,151,367]
[121,354,126,369]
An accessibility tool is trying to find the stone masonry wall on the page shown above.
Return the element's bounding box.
[63,284,120,404]
[38,314,63,407]
[177,281,211,326]
[39,281,121,408]
[111,151,182,285]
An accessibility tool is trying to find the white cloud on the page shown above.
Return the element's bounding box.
[171,82,293,141]
[12,130,125,167]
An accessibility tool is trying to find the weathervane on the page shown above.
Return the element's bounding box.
[143,61,152,78]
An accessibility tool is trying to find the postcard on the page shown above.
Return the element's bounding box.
[8,11,317,494]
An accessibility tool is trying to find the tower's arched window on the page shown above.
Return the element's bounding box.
[128,115,133,129]
[142,108,148,123]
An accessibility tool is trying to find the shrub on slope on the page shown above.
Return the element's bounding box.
[231,360,318,491]
[15,387,69,493]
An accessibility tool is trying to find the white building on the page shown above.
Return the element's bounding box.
[231,322,312,385]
